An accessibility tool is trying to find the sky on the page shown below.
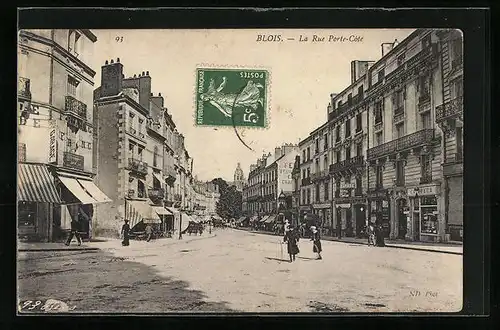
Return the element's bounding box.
[91,29,415,182]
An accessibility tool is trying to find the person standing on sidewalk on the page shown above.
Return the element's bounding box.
[65,215,83,246]
[284,226,300,262]
[121,219,131,246]
[375,223,385,247]
[145,224,153,242]
[310,226,322,260]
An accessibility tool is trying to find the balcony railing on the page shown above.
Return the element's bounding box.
[329,155,365,174]
[63,152,84,171]
[301,177,311,186]
[148,188,165,200]
[65,95,87,120]
[127,158,148,174]
[436,96,463,122]
[420,173,433,184]
[367,129,435,160]
[18,77,31,100]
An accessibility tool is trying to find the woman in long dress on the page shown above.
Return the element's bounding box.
[310,226,322,260]
[284,227,300,262]
[121,220,130,246]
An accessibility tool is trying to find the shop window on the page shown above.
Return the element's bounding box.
[18,201,37,227]
[420,196,438,235]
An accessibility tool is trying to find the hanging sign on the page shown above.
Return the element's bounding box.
[48,120,58,164]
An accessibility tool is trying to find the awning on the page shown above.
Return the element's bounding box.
[265,215,276,224]
[126,200,161,228]
[249,216,258,222]
[58,176,97,205]
[152,206,172,216]
[182,213,197,223]
[78,179,112,203]
[236,216,247,223]
[17,163,62,203]
[260,215,270,223]
[166,207,180,214]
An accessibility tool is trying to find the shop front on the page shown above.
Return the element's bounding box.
[18,163,62,242]
[407,184,443,242]
[335,183,367,238]
[312,203,332,235]
[367,189,390,238]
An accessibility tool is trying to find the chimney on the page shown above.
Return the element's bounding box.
[117,57,120,63]
[350,60,374,84]
[274,147,282,160]
[100,58,124,98]
[146,71,149,76]
[137,70,152,110]
[381,42,395,57]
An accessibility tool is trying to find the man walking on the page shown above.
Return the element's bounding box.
[121,219,131,246]
[65,214,82,246]
[284,226,300,262]
[145,223,153,242]
[310,226,322,260]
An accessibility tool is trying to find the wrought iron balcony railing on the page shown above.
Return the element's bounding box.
[18,77,31,100]
[127,158,148,174]
[65,95,87,120]
[63,152,84,171]
[329,155,365,174]
[436,96,463,122]
[367,129,435,160]
[148,188,165,200]
[420,173,433,184]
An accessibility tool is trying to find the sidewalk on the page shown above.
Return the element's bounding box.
[18,232,218,252]
[237,227,463,255]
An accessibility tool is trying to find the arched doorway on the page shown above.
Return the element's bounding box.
[397,198,408,239]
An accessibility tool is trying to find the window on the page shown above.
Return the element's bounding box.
[348,93,352,106]
[302,169,306,179]
[138,147,144,161]
[376,166,383,188]
[336,150,341,163]
[345,146,351,160]
[307,168,311,178]
[307,147,310,160]
[355,177,362,195]
[345,119,351,138]
[356,114,362,132]
[338,100,342,109]
[375,101,383,124]
[421,154,432,183]
[153,146,158,168]
[393,90,404,114]
[335,180,341,197]
[68,30,81,56]
[315,139,319,153]
[138,180,146,198]
[67,76,79,96]
[375,132,383,146]
[395,123,405,139]
[377,69,385,83]
[307,189,311,204]
[396,161,405,186]
[324,182,329,201]
[358,85,364,99]
[324,154,328,170]
[451,78,463,99]
[315,159,320,173]
[421,112,432,129]
[456,127,463,160]
[128,112,135,134]
[336,126,341,142]
[18,201,37,227]
[356,143,363,157]
[419,75,430,100]
[315,184,320,202]
[420,196,438,235]
[302,150,306,163]
[324,134,328,150]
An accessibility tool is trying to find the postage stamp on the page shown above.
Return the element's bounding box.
[195,68,269,128]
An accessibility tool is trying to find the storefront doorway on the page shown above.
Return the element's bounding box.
[354,204,366,238]
[397,198,408,239]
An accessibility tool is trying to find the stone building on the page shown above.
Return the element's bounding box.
[17,29,110,242]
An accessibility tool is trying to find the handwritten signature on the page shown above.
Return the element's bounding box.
[19,299,76,312]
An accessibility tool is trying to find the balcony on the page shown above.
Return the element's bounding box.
[329,155,365,174]
[65,95,87,120]
[148,188,165,200]
[367,129,435,160]
[436,96,463,122]
[127,158,148,175]
[18,77,31,100]
[418,91,431,105]
[63,152,84,171]
[420,173,433,184]
[311,169,330,182]
[301,177,311,186]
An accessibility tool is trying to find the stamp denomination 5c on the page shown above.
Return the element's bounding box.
[196,68,268,127]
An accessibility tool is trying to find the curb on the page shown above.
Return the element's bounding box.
[236,228,463,255]
[18,247,99,252]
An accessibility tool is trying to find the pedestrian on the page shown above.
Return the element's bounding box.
[145,223,153,242]
[121,219,131,246]
[284,226,300,262]
[375,223,385,247]
[310,226,322,260]
[368,222,376,246]
[65,214,83,246]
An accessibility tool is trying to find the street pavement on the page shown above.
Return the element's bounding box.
[17,228,462,313]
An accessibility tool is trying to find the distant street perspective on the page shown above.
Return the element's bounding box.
[18,228,462,313]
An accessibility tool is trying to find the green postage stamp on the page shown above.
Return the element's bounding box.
[196,67,269,128]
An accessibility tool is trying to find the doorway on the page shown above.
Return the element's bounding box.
[397,198,408,239]
[354,204,366,238]
[345,208,353,237]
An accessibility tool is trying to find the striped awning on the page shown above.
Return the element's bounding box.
[265,215,276,224]
[260,215,270,223]
[17,163,62,203]
[126,200,161,229]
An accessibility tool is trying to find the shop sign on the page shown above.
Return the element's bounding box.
[48,120,58,164]
[337,203,351,209]
[367,190,387,199]
[408,185,439,197]
[340,183,355,190]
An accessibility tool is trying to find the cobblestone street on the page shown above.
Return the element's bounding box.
[18,229,462,313]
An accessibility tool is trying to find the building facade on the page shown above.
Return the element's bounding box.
[17,29,111,242]
[293,28,463,243]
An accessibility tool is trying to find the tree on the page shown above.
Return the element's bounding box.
[212,178,242,220]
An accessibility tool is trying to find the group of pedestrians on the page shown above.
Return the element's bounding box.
[367,222,386,247]
[282,220,322,263]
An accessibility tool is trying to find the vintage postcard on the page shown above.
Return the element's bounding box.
[17,27,463,314]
